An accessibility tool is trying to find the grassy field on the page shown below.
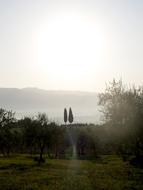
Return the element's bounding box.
[0,155,142,190]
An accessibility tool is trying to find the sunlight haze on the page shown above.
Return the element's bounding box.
[0,0,143,92]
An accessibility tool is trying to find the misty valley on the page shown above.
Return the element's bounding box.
[0,88,101,124]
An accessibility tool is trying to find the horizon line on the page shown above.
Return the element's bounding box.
[0,86,99,93]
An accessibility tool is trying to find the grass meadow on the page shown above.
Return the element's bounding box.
[0,155,142,190]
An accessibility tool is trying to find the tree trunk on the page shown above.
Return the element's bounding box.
[39,145,44,164]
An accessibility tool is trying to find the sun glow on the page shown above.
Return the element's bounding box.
[34,12,110,90]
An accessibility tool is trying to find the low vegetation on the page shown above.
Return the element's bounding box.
[0,154,143,190]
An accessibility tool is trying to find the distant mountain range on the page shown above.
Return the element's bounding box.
[0,88,101,124]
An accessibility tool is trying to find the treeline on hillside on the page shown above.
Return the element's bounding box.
[0,110,101,162]
[0,79,143,166]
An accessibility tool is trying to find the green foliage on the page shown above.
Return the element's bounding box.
[0,108,15,127]
[21,114,53,163]
[0,109,16,156]
[99,79,143,161]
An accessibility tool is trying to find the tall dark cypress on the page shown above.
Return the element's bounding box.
[68,107,73,124]
[64,108,67,124]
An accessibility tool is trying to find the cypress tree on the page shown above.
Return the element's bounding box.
[68,107,74,124]
[64,108,67,124]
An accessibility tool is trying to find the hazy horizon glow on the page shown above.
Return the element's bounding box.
[0,0,143,92]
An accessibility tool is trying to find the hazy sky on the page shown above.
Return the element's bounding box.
[0,0,143,92]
